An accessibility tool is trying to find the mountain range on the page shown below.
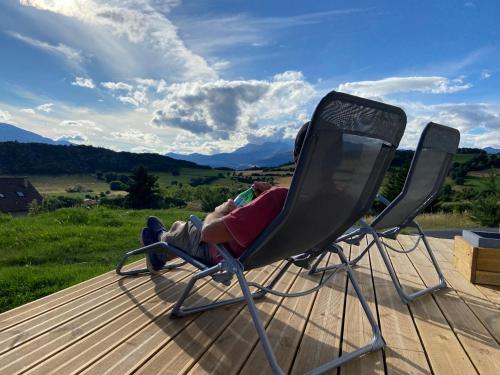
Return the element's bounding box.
[0,122,69,145]
[167,140,295,169]
[484,147,500,154]
[2,122,499,169]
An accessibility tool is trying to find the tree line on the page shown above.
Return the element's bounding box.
[0,142,209,174]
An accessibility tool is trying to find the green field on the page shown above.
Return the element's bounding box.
[452,153,481,164]
[0,207,202,313]
[27,167,244,197]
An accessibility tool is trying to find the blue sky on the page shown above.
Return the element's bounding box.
[0,0,499,154]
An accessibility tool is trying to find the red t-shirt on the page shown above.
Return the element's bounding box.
[209,187,288,263]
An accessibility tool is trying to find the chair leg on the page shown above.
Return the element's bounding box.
[170,261,292,318]
[304,246,384,375]
[241,245,384,375]
[116,242,206,276]
[371,226,446,304]
[308,237,374,275]
[235,265,286,375]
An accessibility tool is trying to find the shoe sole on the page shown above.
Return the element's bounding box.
[140,227,161,275]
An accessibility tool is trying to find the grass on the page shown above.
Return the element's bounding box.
[28,174,111,195]
[0,207,202,313]
[413,212,476,229]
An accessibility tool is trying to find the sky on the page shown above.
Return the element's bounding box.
[0,0,499,154]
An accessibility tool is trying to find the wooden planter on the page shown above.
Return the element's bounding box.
[454,235,500,286]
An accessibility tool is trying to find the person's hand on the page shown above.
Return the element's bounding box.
[253,181,272,196]
[215,199,237,216]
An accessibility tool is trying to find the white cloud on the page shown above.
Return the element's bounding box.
[338,76,472,98]
[72,77,95,88]
[101,81,133,91]
[20,0,217,81]
[480,70,492,80]
[111,130,161,145]
[59,119,102,131]
[176,8,372,54]
[36,103,54,113]
[20,108,36,114]
[118,96,140,106]
[0,109,12,122]
[8,31,85,71]
[398,101,500,149]
[56,134,89,143]
[151,70,315,139]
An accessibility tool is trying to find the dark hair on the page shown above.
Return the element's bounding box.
[293,121,310,163]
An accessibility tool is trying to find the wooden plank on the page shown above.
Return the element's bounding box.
[476,249,500,273]
[453,236,475,282]
[237,260,328,375]
[80,263,284,375]
[0,259,144,333]
[187,259,327,375]
[399,236,500,374]
[339,243,384,375]
[369,237,431,375]
[140,261,301,375]
[424,237,500,342]
[0,266,195,374]
[384,237,477,374]
[475,270,500,286]
[0,271,154,355]
[290,253,346,375]
[428,237,500,307]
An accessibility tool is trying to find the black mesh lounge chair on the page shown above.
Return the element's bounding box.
[116,91,407,374]
[309,122,460,304]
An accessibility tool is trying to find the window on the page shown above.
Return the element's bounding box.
[16,191,25,197]
[0,193,4,198]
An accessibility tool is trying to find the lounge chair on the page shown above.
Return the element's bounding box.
[116,91,407,374]
[308,122,460,304]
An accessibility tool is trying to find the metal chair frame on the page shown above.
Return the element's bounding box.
[309,195,446,304]
[117,216,384,375]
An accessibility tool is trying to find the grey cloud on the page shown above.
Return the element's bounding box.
[151,72,315,140]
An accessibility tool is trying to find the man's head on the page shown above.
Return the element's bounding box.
[293,121,310,164]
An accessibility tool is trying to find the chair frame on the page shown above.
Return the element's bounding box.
[309,196,446,304]
[308,122,458,304]
[115,90,409,373]
[117,216,384,375]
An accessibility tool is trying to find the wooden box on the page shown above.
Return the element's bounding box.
[454,236,500,286]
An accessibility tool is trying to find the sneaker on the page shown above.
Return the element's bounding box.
[140,227,167,274]
[147,216,166,241]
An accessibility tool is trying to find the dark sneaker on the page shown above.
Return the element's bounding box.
[140,227,167,274]
[147,216,166,242]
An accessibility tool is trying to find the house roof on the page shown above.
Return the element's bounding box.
[0,177,43,213]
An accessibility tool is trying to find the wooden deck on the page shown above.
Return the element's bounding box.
[1,236,499,374]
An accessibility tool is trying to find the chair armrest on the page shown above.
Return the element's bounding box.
[189,215,204,230]
[376,194,391,206]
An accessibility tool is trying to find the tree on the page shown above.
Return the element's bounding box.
[382,163,409,201]
[126,166,162,209]
[470,169,500,227]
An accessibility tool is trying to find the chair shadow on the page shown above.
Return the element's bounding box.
[116,257,447,375]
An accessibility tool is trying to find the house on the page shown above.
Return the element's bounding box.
[0,177,43,215]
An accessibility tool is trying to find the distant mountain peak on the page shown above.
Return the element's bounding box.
[167,140,294,169]
[0,122,70,145]
[484,147,500,154]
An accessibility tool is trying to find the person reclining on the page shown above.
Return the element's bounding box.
[140,122,310,273]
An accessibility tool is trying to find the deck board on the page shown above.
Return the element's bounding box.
[1,236,499,375]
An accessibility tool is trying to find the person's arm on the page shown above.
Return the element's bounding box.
[253,181,272,196]
[201,199,236,244]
